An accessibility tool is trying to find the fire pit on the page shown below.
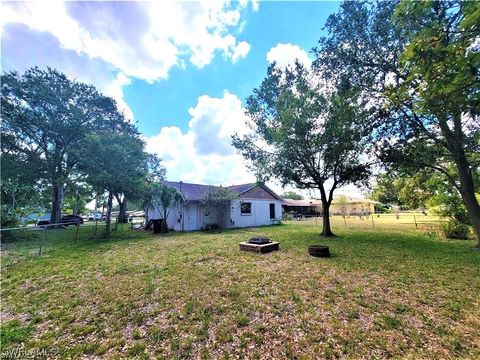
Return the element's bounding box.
[240,237,279,253]
[248,237,272,245]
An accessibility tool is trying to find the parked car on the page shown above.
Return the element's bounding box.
[88,213,100,221]
[36,219,50,226]
[60,215,84,226]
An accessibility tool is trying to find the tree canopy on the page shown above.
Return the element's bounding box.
[314,0,480,245]
[281,191,304,200]
[1,67,135,224]
[233,62,371,236]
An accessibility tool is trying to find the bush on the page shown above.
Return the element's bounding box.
[1,205,19,228]
[440,221,471,240]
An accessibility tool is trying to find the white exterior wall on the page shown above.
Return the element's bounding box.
[148,204,183,231]
[149,199,282,231]
[229,199,282,228]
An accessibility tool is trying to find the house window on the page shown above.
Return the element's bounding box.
[240,202,252,215]
[269,203,275,220]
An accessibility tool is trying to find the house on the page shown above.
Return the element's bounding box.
[330,195,379,215]
[282,199,321,217]
[148,181,283,231]
[282,195,379,216]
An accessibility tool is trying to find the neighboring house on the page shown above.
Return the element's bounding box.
[148,181,283,231]
[330,195,379,215]
[283,195,379,216]
[282,199,321,217]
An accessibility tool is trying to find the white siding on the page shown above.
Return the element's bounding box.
[148,204,183,231]
[148,199,282,231]
[229,199,282,228]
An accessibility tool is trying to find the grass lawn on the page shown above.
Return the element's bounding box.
[1,222,479,359]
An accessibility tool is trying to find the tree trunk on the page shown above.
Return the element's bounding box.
[73,193,80,215]
[104,191,113,239]
[50,183,64,224]
[455,156,480,248]
[118,199,128,223]
[115,194,128,223]
[321,202,335,237]
[161,209,169,233]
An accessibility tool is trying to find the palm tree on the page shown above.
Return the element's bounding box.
[145,183,184,232]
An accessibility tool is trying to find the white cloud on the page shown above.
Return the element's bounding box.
[266,43,312,68]
[231,41,251,63]
[1,1,252,83]
[103,73,134,122]
[145,91,255,186]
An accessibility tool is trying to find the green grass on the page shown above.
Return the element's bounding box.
[1,222,479,359]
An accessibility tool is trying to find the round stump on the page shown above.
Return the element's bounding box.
[308,245,330,257]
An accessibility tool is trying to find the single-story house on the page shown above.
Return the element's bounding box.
[282,199,321,217]
[283,195,379,216]
[148,181,283,231]
[330,195,379,215]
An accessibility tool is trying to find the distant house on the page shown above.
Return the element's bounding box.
[148,181,283,231]
[283,195,379,216]
[282,199,321,217]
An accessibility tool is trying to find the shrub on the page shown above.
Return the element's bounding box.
[440,221,471,240]
[1,205,19,228]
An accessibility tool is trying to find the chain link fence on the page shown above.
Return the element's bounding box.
[0,220,148,264]
[284,212,447,235]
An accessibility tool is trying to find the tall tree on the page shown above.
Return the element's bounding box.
[233,63,371,236]
[281,191,304,200]
[314,0,480,245]
[1,67,126,224]
[77,130,148,238]
[62,182,93,215]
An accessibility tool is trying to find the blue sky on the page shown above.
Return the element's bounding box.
[2,1,362,196]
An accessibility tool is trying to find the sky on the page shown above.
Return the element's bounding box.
[1,0,365,197]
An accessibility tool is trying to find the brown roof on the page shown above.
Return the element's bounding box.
[164,181,282,201]
[282,199,321,206]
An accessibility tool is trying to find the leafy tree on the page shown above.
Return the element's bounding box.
[148,183,184,233]
[140,154,167,228]
[62,182,92,215]
[77,130,148,238]
[233,63,371,236]
[201,186,238,228]
[336,195,349,219]
[1,67,127,224]
[281,191,304,200]
[369,171,433,209]
[314,0,480,245]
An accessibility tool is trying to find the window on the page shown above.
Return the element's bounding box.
[269,203,275,220]
[240,202,252,215]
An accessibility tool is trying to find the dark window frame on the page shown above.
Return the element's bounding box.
[240,202,252,215]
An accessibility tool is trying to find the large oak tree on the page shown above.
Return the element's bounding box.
[233,63,371,236]
[314,0,480,245]
[1,67,128,224]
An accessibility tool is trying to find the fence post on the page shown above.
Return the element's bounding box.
[372,216,374,228]
[39,228,45,256]
[414,215,418,229]
[75,225,80,243]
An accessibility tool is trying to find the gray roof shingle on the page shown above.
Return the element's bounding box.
[163,181,281,201]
